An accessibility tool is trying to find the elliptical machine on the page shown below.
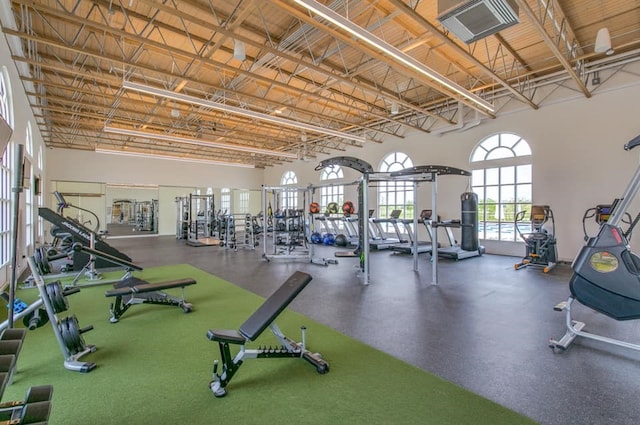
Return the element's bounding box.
[550,133,640,352]
[514,205,558,272]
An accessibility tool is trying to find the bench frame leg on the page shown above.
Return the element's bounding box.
[549,297,640,352]
[109,288,193,323]
[209,323,329,398]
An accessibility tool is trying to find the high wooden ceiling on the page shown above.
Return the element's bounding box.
[1,0,639,168]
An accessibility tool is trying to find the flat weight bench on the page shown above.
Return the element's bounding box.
[105,276,197,323]
[207,271,329,398]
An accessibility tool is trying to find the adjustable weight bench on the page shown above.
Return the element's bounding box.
[105,276,196,323]
[207,271,329,397]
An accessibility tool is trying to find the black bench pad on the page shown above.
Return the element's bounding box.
[105,278,196,297]
[207,329,247,344]
[239,271,312,341]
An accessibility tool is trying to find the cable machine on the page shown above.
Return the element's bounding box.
[184,194,216,247]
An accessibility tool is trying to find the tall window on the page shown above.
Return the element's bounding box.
[37,145,44,243]
[471,132,532,241]
[237,190,250,214]
[220,188,231,213]
[24,122,33,252]
[378,152,414,226]
[280,171,298,210]
[0,68,13,267]
[320,166,344,211]
[0,143,12,267]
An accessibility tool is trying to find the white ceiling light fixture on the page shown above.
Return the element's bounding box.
[233,39,246,61]
[293,0,496,115]
[95,148,255,168]
[594,27,614,55]
[103,125,298,159]
[121,81,369,144]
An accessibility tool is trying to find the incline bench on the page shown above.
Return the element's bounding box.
[207,271,329,397]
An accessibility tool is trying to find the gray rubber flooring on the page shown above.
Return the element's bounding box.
[108,235,640,425]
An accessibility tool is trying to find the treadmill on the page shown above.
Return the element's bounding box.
[390,209,435,255]
[369,209,404,250]
[433,219,485,260]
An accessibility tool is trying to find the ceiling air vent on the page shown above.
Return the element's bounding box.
[437,0,519,44]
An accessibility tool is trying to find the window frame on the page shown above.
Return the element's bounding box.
[470,132,533,242]
[377,152,415,220]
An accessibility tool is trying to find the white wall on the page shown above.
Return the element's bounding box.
[44,149,265,236]
[0,28,48,287]
[265,80,640,262]
[46,149,264,189]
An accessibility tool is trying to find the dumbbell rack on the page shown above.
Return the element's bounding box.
[0,329,54,423]
[26,256,97,373]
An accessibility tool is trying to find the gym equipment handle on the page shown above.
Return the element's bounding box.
[624,134,640,151]
[79,325,94,334]
[62,287,80,297]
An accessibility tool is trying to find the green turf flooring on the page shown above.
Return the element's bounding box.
[2,264,537,424]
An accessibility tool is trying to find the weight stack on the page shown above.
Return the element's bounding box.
[461,192,479,252]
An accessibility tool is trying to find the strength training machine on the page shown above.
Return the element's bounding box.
[207,271,329,397]
[26,255,97,373]
[549,133,640,353]
[37,192,136,286]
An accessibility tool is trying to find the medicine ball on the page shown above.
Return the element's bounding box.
[334,234,348,247]
[309,202,320,214]
[342,201,354,216]
[323,233,336,245]
[310,232,322,244]
[326,202,339,214]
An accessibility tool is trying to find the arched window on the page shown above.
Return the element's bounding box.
[0,66,12,127]
[470,132,532,241]
[280,171,298,210]
[378,152,414,223]
[320,166,344,212]
[0,68,14,267]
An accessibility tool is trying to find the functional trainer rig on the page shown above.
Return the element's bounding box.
[207,271,329,397]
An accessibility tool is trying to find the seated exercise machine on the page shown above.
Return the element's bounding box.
[514,205,557,272]
[549,133,640,352]
[581,201,633,241]
[206,271,329,397]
